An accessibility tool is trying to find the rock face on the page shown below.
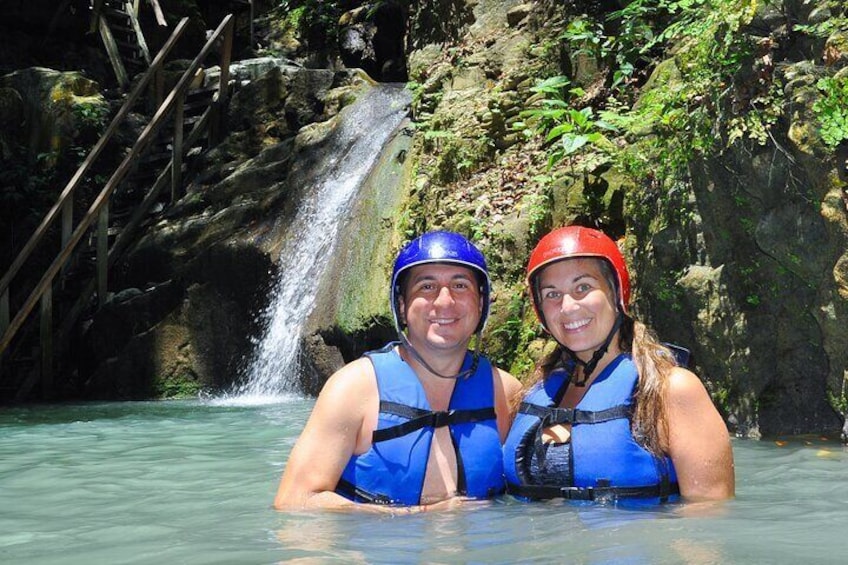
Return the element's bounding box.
[642,139,845,437]
[386,0,848,439]
[338,2,408,82]
[0,68,108,167]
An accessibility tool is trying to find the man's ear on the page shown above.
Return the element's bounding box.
[398,296,406,325]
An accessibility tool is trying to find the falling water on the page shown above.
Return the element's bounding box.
[230,85,410,404]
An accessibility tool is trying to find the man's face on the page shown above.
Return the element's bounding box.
[399,263,482,353]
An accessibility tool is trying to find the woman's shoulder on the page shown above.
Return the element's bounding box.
[665,366,713,409]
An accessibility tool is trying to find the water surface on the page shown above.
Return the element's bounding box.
[1,399,845,564]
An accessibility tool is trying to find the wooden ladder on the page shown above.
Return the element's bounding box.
[91,0,168,88]
[0,15,235,402]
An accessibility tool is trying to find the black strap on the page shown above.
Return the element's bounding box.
[565,312,624,386]
[519,402,631,425]
[335,477,395,505]
[372,401,496,443]
[397,332,481,380]
[506,481,680,501]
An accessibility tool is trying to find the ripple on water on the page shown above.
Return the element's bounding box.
[2,403,847,564]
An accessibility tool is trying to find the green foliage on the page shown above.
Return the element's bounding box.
[560,17,609,61]
[610,0,771,187]
[792,1,848,38]
[278,1,342,44]
[155,376,202,399]
[828,382,848,415]
[73,101,108,130]
[521,184,553,242]
[515,76,618,169]
[488,292,538,377]
[813,76,848,148]
[519,0,776,201]
[655,271,685,311]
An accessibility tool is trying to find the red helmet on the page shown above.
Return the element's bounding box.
[526,226,631,329]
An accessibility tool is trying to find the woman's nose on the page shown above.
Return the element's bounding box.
[559,293,579,313]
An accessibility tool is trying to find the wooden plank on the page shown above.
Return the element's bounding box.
[99,16,130,88]
[210,18,234,144]
[172,95,184,202]
[40,286,53,399]
[89,0,106,33]
[154,68,165,109]
[109,109,209,264]
[97,206,109,307]
[60,199,72,278]
[125,1,152,65]
[148,0,167,26]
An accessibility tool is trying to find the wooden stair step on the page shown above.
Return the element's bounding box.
[103,7,132,20]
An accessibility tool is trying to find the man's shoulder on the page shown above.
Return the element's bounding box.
[320,357,377,399]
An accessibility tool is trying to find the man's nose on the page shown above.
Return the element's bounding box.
[433,285,455,306]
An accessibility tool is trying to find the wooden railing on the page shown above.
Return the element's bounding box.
[0,14,235,399]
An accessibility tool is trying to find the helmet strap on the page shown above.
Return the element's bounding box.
[561,312,624,386]
[397,330,480,380]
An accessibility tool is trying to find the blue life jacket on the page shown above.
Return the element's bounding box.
[335,342,504,505]
[503,354,679,504]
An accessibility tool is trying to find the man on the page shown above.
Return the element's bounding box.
[274,231,521,511]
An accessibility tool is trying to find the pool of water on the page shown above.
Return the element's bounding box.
[1,398,845,564]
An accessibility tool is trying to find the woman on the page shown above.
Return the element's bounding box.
[504,226,734,503]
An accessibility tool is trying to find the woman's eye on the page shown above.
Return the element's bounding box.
[575,283,592,294]
[544,290,561,300]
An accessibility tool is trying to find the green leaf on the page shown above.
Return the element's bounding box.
[561,134,589,154]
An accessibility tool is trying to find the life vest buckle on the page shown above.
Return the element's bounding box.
[431,409,456,428]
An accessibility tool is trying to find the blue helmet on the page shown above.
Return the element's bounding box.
[390,231,491,333]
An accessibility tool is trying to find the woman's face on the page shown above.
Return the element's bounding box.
[537,258,620,362]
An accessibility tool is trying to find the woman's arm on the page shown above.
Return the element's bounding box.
[493,366,523,442]
[665,367,735,501]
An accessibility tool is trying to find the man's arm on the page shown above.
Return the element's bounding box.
[665,367,735,501]
[274,358,375,510]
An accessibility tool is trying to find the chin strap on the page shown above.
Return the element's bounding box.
[397,330,481,380]
[560,312,624,386]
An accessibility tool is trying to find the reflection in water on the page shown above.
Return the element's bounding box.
[275,514,368,564]
[669,538,725,564]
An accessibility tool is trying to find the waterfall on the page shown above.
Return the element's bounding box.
[226,85,410,405]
